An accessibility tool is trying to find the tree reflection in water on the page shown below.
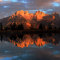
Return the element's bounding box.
[0,33,60,48]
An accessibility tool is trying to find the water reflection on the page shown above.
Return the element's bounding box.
[0,33,60,48]
[0,33,60,60]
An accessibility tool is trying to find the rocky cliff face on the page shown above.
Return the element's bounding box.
[0,10,60,29]
[8,10,57,29]
[8,10,48,21]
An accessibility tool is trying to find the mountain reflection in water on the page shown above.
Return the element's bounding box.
[0,33,60,60]
[0,33,60,48]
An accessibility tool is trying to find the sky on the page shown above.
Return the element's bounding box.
[0,0,60,19]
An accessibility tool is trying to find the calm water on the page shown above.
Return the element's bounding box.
[0,33,60,60]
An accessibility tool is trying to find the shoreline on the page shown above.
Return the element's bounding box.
[0,30,60,35]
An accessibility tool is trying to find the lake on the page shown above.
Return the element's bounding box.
[0,33,60,60]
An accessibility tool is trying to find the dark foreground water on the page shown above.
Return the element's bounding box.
[0,33,60,60]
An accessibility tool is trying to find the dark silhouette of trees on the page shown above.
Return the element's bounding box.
[17,24,24,30]
[48,23,52,30]
[10,23,16,30]
[5,27,10,30]
[4,23,24,30]
[0,23,3,30]
[39,22,55,31]
[59,27,60,29]
[54,26,57,30]
[39,23,43,30]
[0,35,3,42]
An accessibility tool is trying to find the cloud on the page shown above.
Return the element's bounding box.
[52,2,60,7]
[0,0,60,19]
[3,5,9,8]
[54,0,60,2]
[0,0,2,2]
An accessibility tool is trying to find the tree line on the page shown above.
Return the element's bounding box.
[0,22,60,31]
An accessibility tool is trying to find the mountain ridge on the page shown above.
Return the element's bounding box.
[0,10,60,29]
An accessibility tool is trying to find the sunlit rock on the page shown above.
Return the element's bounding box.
[34,11,46,21]
[7,10,60,29]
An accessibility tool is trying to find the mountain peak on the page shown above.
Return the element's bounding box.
[0,10,60,30]
[6,10,60,29]
[9,10,48,22]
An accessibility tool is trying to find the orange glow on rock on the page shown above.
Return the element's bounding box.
[26,22,31,27]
